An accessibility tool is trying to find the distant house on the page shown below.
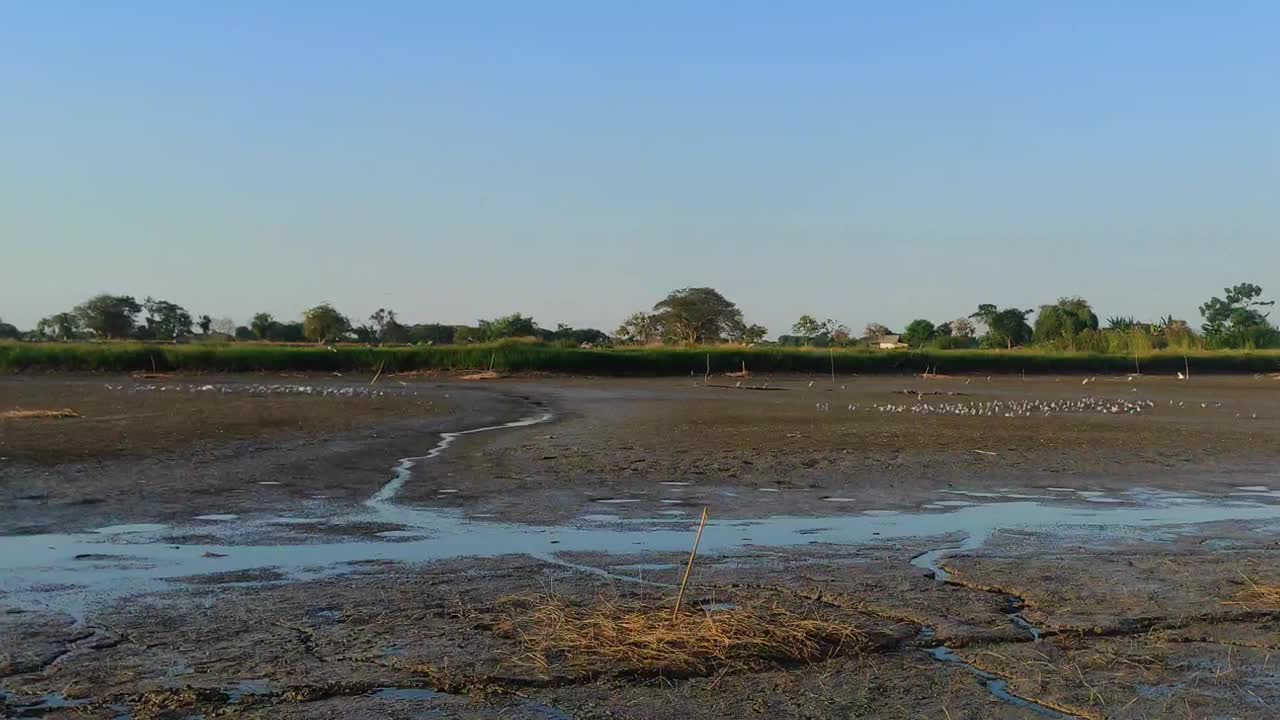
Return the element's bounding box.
[873,334,908,349]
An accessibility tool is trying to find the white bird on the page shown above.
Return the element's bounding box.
[1177,372,1186,380]
[808,380,815,388]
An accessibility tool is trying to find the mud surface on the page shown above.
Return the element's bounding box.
[2,373,1279,718]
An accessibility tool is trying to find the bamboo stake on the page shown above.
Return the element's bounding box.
[673,507,710,619]
[369,359,385,386]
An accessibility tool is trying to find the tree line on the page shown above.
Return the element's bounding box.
[772,284,1275,352]
[3,283,1275,351]
[7,296,611,347]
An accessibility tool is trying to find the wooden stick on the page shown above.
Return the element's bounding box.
[829,348,835,384]
[673,507,709,619]
[369,359,385,386]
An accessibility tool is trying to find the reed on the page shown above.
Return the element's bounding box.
[4,340,1279,375]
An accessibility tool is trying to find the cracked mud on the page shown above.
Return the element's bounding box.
[2,373,1279,718]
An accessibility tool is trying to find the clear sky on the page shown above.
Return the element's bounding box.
[2,2,1277,336]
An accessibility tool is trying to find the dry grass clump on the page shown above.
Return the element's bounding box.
[1,408,80,420]
[131,687,227,719]
[496,595,868,678]
[1229,575,1280,610]
[459,370,505,380]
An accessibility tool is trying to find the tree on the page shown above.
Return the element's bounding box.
[726,319,768,345]
[142,297,194,341]
[480,313,538,340]
[407,323,456,345]
[268,321,306,342]
[1200,283,1277,348]
[302,303,351,343]
[971,304,1032,349]
[614,312,661,345]
[829,324,852,345]
[74,294,142,339]
[453,326,483,344]
[652,287,744,344]
[863,323,890,341]
[1154,315,1195,348]
[251,313,275,340]
[37,312,78,340]
[792,315,824,340]
[549,324,611,346]
[211,317,237,336]
[197,315,213,335]
[368,308,408,344]
[790,315,843,346]
[901,319,938,347]
[368,308,409,344]
[1033,297,1099,344]
[0,319,19,339]
[1106,316,1137,331]
[947,317,976,338]
[234,326,255,341]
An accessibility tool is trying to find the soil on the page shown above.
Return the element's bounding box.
[1,372,1279,719]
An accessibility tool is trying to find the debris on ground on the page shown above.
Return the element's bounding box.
[460,371,505,381]
[493,594,871,678]
[1,408,80,420]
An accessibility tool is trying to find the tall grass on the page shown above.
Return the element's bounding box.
[4,340,1279,375]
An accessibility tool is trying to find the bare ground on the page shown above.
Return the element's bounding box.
[2,372,1279,718]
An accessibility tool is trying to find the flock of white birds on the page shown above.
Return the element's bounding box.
[103,377,1266,420]
[103,382,417,398]
[821,397,1161,416]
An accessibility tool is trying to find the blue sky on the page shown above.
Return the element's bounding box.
[2,2,1277,335]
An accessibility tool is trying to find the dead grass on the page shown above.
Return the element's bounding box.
[1,408,80,420]
[1228,575,1280,610]
[495,594,869,678]
[459,370,505,381]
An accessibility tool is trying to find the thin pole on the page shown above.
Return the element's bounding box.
[673,507,710,619]
[829,348,836,384]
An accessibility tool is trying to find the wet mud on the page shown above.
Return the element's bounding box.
[2,373,1279,718]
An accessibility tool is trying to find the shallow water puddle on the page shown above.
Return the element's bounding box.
[4,408,1280,625]
[366,411,553,505]
[6,492,1280,617]
[92,524,167,535]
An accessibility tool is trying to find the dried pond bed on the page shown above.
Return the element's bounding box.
[2,374,1279,718]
